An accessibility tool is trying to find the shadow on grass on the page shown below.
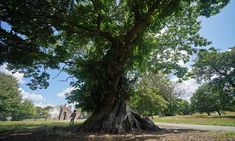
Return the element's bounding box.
[0,122,69,133]
[0,126,207,141]
[210,116,235,119]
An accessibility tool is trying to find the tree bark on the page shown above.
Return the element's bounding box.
[76,49,160,133]
[77,2,163,132]
[78,95,160,133]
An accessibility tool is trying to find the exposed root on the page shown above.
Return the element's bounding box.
[78,100,160,133]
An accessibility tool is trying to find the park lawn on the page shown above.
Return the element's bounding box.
[0,120,235,141]
[0,120,83,132]
[153,112,235,126]
[209,131,235,138]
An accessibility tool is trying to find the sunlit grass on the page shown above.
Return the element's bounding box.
[0,119,84,132]
[207,131,235,138]
[153,111,235,126]
[0,119,234,140]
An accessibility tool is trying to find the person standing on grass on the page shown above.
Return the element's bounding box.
[69,110,77,126]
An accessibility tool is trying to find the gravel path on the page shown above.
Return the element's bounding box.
[156,122,235,132]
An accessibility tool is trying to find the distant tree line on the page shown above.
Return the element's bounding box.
[130,72,191,117]
[130,48,235,117]
[191,48,235,115]
[0,73,51,121]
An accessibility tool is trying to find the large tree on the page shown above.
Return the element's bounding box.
[192,47,235,90]
[192,47,235,111]
[12,99,36,120]
[0,72,21,120]
[130,72,169,118]
[190,84,229,115]
[0,0,229,133]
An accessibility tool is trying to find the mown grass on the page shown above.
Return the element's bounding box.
[153,111,235,126]
[0,120,83,132]
[0,119,235,140]
[211,131,235,138]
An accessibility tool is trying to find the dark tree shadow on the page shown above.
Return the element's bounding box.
[0,126,208,141]
[210,116,235,119]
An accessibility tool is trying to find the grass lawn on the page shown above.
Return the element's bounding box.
[0,119,84,132]
[0,120,235,141]
[153,111,235,126]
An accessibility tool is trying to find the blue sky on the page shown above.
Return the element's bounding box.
[199,0,235,50]
[1,1,235,106]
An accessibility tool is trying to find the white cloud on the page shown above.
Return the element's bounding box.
[174,79,200,101]
[0,64,25,84]
[34,102,55,108]
[19,88,44,102]
[56,87,75,98]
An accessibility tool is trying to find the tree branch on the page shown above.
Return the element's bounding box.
[80,25,115,42]
[211,64,235,88]
[91,0,101,30]
[52,64,67,80]
[122,0,161,45]
[62,23,115,43]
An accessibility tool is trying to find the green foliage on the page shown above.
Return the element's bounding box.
[191,83,235,115]
[174,99,191,115]
[35,106,53,119]
[0,73,38,120]
[12,100,36,121]
[192,47,235,91]
[1,0,229,112]
[163,97,191,116]
[130,72,175,116]
[0,73,21,120]
[191,85,221,115]
[131,88,168,117]
[130,72,191,116]
[192,48,235,113]
[35,107,44,119]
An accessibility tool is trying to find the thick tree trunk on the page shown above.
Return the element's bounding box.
[77,38,160,133]
[78,96,160,133]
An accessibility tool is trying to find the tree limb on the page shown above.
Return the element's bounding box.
[211,64,235,88]
[123,0,161,45]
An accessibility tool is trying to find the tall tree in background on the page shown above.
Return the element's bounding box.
[130,72,190,116]
[192,47,235,91]
[192,47,235,110]
[12,99,36,120]
[0,0,229,132]
[130,72,169,117]
[190,84,226,115]
[0,73,37,121]
[0,73,21,120]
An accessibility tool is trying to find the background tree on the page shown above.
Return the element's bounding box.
[174,98,191,115]
[192,47,235,113]
[35,106,53,119]
[130,72,169,118]
[1,0,229,133]
[0,73,21,120]
[191,85,224,115]
[192,47,235,92]
[12,99,36,121]
[35,106,44,119]
[130,72,191,116]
